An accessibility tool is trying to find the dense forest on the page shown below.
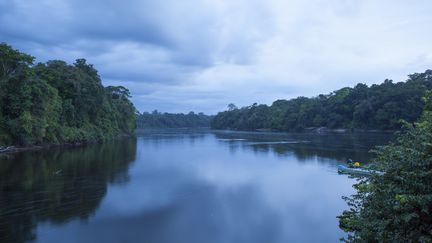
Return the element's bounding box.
[136,111,212,128]
[339,91,432,242]
[0,43,136,146]
[211,70,432,131]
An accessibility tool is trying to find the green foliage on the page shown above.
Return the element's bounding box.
[211,103,271,130]
[338,91,432,242]
[211,71,432,131]
[137,111,212,128]
[0,43,34,80]
[0,43,136,146]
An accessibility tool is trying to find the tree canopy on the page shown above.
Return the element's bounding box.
[136,111,212,129]
[0,43,136,146]
[211,71,432,131]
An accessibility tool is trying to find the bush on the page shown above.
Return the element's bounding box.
[339,91,432,242]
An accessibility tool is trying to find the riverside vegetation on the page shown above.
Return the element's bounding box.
[209,69,432,242]
[211,70,432,131]
[0,43,136,147]
[1,42,431,242]
[136,111,212,129]
[338,91,432,242]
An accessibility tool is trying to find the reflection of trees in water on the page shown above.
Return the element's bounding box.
[213,131,393,163]
[0,138,137,243]
[137,129,207,147]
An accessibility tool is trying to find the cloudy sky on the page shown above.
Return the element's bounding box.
[1,0,431,114]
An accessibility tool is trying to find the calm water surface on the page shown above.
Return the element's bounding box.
[0,130,393,243]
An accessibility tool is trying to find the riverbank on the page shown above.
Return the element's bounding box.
[218,127,396,134]
[0,145,43,154]
[0,133,134,155]
[303,127,396,133]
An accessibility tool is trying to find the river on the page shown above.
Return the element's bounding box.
[0,129,393,243]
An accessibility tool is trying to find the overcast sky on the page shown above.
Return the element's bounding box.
[1,0,431,114]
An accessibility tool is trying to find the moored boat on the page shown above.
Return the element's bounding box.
[337,164,383,176]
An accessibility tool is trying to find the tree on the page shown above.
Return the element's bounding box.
[211,70,432,131]
[136,111,212,129]
[227,103,238,111]
[106,86,131,99]
[0,43,137,146]
[338,91,432,242]
[0,43,34,80]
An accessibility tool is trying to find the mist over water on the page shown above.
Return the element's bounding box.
[0,130,393,243]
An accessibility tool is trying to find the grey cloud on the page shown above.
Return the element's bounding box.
[0,1,171,47]
[1,0,431,113]
[0,0,221,68]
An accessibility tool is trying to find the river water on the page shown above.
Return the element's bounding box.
[0,129,393,243]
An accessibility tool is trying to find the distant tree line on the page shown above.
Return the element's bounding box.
[136,111,212,128]
[211,70,432,131]
[0,43,136,146]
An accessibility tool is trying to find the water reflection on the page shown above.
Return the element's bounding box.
[0,130,393,243]
[213,130,393,163]
[0,138,137,243]
[135,128,207,146]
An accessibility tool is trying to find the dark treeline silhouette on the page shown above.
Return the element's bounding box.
[136,111,212,128]
[0,43,136,146]
[211,70,432,131]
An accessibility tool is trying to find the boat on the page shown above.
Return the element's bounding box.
[337,164,383,176]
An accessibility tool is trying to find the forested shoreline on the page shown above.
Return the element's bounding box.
[0,43,136,147]
[211,70,432,132]
[338,91,432,242]
[2,41,431,146]
[136,111,212,128]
